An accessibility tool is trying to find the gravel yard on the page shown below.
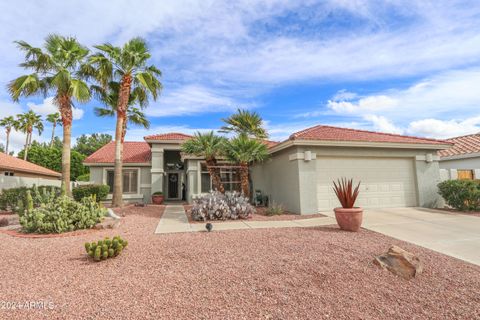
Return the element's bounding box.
[0,205,479,320]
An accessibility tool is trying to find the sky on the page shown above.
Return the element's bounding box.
[1,0,480,152]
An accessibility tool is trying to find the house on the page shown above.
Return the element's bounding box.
[84,125,451,214]
[438,133,480,180]
[0,152,61,179]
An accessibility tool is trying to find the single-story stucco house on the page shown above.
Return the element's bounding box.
[0,152,61,179]
[438,133,480,180]
[84,125,452,214]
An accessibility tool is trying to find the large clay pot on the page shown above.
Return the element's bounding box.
[334,207,363,232]
[151,194,164,205]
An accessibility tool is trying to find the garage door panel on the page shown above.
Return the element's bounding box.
[317,157,417,211]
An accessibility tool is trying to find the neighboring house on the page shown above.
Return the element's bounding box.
[84,125,451,214]
[0,152,61,179]
[438,133,480,180]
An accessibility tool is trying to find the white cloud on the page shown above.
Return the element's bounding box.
[407,118,480,139]
[123,124,216,141]
[27,97,84,120]
[146,85,247,117]
[328,95,398,114]
[363,115,403,135]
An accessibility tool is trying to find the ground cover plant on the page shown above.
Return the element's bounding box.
[191,191,255,221]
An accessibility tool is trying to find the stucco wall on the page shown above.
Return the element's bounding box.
[252,145,443,214]
[439,157,480,170]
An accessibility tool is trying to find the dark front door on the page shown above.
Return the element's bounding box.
[168,173,179,199]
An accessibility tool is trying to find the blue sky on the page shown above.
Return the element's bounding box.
[1,1,480,152]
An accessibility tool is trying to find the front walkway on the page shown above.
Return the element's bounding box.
[321,207,480,266]
[155,205,335,234]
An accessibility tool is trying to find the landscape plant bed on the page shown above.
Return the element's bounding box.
[0,205,478,319]
[184,205,327,223]
[0,227,98,238]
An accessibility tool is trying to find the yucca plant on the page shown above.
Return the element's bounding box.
[333,178,361,208]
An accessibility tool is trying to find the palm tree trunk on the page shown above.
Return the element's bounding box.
[240,163,249,197]
[5,128,10,154]
[112,74,132,207]
[50,123,56,147]
[206,159,225,193]
[59,95,73,196]
[23,132,29,160]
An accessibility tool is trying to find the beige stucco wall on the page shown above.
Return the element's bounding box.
[439,157,480,170]
[252,145,444,214]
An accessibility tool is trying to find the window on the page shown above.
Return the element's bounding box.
[200,163,241,193]
[457,170,474,180]
[3,171,14,176]
[106,169,138,194]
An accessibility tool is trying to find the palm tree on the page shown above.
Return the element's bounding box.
[92,82,150,142]
[16,110,43,160]
[224,135,269,197]
[83,38,162,207]
[220,109,268,139]
[0,116,17,154]
[46,112,62,147]
[182,131,227,193]
[8,34,91,195]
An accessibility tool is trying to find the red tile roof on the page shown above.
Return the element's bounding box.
[84,142,151,164]
[261,140,280,148]
[289,125,450,145]
[144,132,193,141]
[0,153,61,178]
[438,134,480,158]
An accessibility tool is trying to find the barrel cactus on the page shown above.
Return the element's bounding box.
[85,235,128,262]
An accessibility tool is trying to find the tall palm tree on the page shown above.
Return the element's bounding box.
[16,110,43,160]
[182,131,227,193]
[83,38,162,207]
[46,112,62,147]
[92,82,150,142]
[8,34,91,195]
[0,116,17,154]
[220,109,268,139]
[224,135,269,197]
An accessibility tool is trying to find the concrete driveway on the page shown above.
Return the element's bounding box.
[322,207,480,265]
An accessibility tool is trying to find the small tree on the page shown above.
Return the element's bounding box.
[16,110,43,160]
[220,109,268,139]
[0,116,17,154]
[73,133,112,156]
[182,131,227,193]
[46,112,62,147]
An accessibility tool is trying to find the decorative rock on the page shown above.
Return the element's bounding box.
[374,245,423,280]
[0,217,9,227]
[94,217,121,230]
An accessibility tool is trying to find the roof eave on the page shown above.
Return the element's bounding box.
[84,162,151,167]
[439,152,480,161]
[268,139,452,154]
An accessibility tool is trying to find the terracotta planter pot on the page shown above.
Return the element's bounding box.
[151,195,164,205]
[334,207,363,232]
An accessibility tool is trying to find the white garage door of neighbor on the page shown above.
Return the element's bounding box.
[317,157,418,211]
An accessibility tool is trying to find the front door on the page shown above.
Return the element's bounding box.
[168,173,179,199]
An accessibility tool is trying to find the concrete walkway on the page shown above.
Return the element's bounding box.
[155,205,336,234]
[321,207,480,266]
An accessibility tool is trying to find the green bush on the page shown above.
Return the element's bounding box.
[76,173,90,182]
[438,180,480,211]
[85,236,128,261]
[19,192,106,234]
[266,202,285,216]
[0,185,61,212]
[152,191,163,196]
[72,184,109,202]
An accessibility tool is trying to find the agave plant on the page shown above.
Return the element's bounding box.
[333,178,361,208]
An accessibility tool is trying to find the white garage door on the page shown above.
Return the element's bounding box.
[317,157,418,211]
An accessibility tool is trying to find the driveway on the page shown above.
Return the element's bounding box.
[322,207,480,266]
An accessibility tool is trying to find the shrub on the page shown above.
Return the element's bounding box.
[152,191,163,196]
[438,180,480,211]
[191,191,255,221]
[266,202,284,216]
[0,185,61,212]
[76,173,90,182]
[19,192,106,234]
[72,184,109,202]
[0,217,8,227]
[85,236,128,261]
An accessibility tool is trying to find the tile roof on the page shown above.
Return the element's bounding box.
[84,142,151,164]
[438,134,480,158]
[0,153,61,177]
[143,132,193,141]
[261,140,280,148]
[289,125,450,145]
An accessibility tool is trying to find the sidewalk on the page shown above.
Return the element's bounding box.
[155,205,336,234]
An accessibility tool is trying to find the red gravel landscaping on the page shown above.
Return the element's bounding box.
[1,205,479,319]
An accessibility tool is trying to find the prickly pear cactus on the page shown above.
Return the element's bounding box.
[85,236,128,262]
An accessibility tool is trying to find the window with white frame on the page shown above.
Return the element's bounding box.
[106,169,138,194]
[200,163,241,193]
